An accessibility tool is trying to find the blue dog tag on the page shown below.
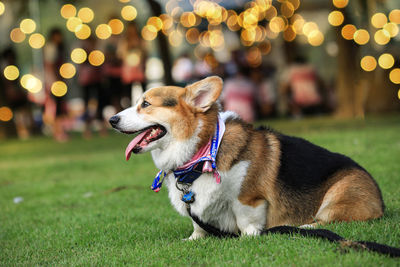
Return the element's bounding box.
[182,191,195,203]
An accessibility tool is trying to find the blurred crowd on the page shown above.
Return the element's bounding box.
[1,22,334,141]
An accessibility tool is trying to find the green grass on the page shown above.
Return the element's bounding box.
[1,115,400,266]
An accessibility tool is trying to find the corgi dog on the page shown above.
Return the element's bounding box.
[109,76,384,240]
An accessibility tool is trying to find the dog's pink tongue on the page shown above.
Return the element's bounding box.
[125,130,149,161]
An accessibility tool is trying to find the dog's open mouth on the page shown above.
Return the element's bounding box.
[124,125,167,160]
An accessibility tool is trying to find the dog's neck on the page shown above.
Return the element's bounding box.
[151,120,204,171]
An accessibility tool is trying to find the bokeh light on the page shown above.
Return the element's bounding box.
[374,29,390,45]
[389,9,400,24]
[353,29,369,45]
[10,28,26,43]
[378,54,394,69]
[121,5,137,21]
[96,24,112,40]
[398,89,400,100]
[141,25,158,41]
[60,4,76,19]
[51,81,68,97]
[328,11,344,26]
[75,24,91,40]
[78,7,94,23]
[308,30,324,46]
[186,28,200,44]
[88,50,105,66]
[108,19,124,35]
[59,63,76,79]
[3,65,19,80]
[341,24,356,40]
[389,68,400,84]
[66,17,82,32]
[71,48,87,64]
[0,107,13,122]
[169,30,183,47]
[360,56,377,72]
[383,22,399,37]
[20,19,36,34]
[28,33,45,49]
[333,0,348,8]
[269,16,285,33]
[20,74,42,93]
[0,1,5,16]
[371,13,387,28]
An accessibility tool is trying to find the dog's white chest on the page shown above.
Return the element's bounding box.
[165,161,251,233]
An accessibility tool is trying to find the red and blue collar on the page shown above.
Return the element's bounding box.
[151,116,225,192]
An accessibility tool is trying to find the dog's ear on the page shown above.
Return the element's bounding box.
[184,76,223,112]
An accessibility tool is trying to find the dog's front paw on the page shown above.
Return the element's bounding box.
[183,230,207,241]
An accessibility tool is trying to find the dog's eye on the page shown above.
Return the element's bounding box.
[141,100,151,108]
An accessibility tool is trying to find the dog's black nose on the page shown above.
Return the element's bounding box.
[109,115,120,128]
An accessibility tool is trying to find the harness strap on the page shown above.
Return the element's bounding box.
[187,210,400,258]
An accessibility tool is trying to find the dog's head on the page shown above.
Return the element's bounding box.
[110,76,223,169]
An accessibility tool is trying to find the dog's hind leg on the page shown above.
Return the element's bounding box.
[314,169,384,224]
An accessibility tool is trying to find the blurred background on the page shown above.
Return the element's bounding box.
[0,0,399,141]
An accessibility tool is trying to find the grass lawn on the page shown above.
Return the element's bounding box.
[1,115,400,266]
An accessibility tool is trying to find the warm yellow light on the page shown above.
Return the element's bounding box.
[3,65,19,80]
[60,4,76,19]
[333,0,348,8]
[0,1,5,16]
[389,9,400,24]
[389,68,400,84]
[75,24,91,40]
[20,74,42,93]
[20,19,36,34]
[371,13,387,28]
[141,25,158,41]
[59,63,76,79]
[283,26,296,41]
[0,107,13,122]
[51,81,68,97]
[265,5,277,21]
[360,56,377,72]
[180,12,196,28]
[259,40,271,55]
[10,28,26,43]
[288,0,300,10]
[281,1,294,18]
[308,30,324,46]
[341,24,356,40]
[78,7,94,23]
[302,22,318,36]
[374,29,391,45]
[328,11,344,26]
[246,47,262,67]
[148,17,163,31]
[121,5,137,21]
[108,19,124,35]
[168,30,183,47]
[398,89,400,100]
[378,53,394,69]
[269,16,285,33]
[119,0,130,2]
[383,22,399,37]
[28,33,45,49]
[185,28,200,44]
[66,17,82,32]
[292,17,305,34]
[88,50,105,66]
[96,24,112,40]
[353,29,369,45]
[71,48,87,64]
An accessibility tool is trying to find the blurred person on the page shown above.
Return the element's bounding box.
[252,64,277,118]
[222,67,256,123]
[172,52,194,86]
[0,47,32,139]
[280,56,323,118]
[78,37,107,138]
[43,28,68,142]
[117,21,147,107]
[103,33,123,112]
